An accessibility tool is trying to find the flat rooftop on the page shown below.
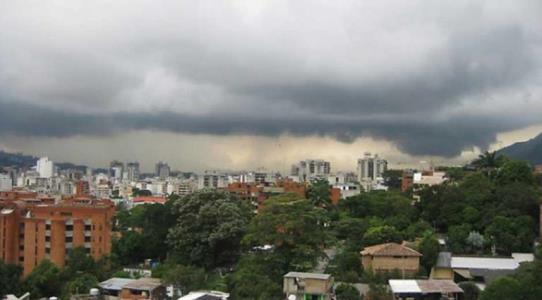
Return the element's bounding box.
[284,272,331,280]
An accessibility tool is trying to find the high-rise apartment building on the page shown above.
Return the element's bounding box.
[155,161,170,180]
[291,159,331,182]
[0,174,12,191]
[36,157,54,178]
[125,162,140,181]
[357,153,388,182]
[198,170,228,189]
[110,161,124,180]
[0,192,115,276]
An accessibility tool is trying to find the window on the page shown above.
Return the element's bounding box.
[84,225,91,231]
[45,236,50,242]
[85,236,91,242]
[65,225,73,231]
[45,224,51,230]
[65,236,73,243]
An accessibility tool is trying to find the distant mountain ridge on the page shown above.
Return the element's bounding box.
[498,133,542,165]
[0,150,89,171]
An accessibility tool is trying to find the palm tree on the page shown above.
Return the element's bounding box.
[471,151,507,177]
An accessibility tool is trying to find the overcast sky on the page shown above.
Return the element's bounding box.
[1,1,541,172]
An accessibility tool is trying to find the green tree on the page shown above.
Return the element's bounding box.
[23,260,63,299]
[466,231,485,254]
[381,169,403,191]
[112,231,147,266]
[472,151,506,172]
[243,194,331,271]
[326,250,363,282]
[156,263,207,296]
[167,190,252,269]
[496,160,534,186]
[63,274,98,297]
[229,253,282,300]
[480,277,523,300]
[335,283,361,300]
[367,283,393,300]
[0,260,22,296]
[64,247,98,277]
[485,216,535,255]
[447,224,471,253]
[459,282,481,300]
[362,225,402,246]
[308,178,332,208]
[418,231,439,271]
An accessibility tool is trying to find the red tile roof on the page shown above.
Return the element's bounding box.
[132,196,166,204]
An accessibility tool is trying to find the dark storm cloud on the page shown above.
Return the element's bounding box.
[0,100,536,157]
[238,24,535,115]
[1,1,542,157]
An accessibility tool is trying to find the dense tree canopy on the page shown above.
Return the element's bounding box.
[167,190,253,269]
[113,201,176,265]
[0,260,22,296]
[243,194,331,270]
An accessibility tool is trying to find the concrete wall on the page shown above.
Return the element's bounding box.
[362,255,420,275]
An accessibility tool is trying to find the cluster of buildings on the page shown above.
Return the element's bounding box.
[0,154,393,211]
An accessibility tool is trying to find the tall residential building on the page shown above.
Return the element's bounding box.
[155,161,170,180]
[357,153,388,182]
[36,157,54,178]
[291,159,331,182]
[126,162,140,181]
[0,174,12,191]
[110,160,124,180]
[0,193,115,276]
[198,170,228,189]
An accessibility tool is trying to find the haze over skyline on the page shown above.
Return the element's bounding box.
[1,1,542,171]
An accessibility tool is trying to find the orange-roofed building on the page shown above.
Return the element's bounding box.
[0,196,115,276]
[132,196,167,205]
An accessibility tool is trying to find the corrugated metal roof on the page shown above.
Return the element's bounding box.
[284,272,331,280]
[451,257,520,270]
[389,280,463,294]
[98,278,135,291]
[123,278,163,291]
[416,280,463,294]
[389,280,421,293]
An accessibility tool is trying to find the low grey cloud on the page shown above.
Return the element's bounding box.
[1,0,541,158]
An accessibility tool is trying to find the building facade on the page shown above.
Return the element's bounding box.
[357,153,387,182]
[36,157,54,179]
[0,192,115,276]
[361,243,422,277]
[291,159,331,182]
[125,162,140,182]
[155,162,170,180]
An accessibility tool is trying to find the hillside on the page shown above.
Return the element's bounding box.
[498,132,542,165]
[0,150,38,169]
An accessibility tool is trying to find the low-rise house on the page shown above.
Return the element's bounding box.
[361,243,422,276]
[389,279,463,300]
[120,278,166,300]
[283,272,334,300]
[430,252,534,289]
[99,278,137,300]
[98,278,166,300]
